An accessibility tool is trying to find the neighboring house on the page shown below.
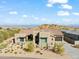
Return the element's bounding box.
[14,29,64,49]
[62,30,79,45]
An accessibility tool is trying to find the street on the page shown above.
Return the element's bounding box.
[0,56,44,59]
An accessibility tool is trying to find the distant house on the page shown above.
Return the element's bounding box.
[14,29,64,49]
[62,30,79,45]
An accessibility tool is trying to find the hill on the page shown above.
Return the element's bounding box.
[32,24,79,31]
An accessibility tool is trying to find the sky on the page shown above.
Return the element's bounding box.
[0,0,79,25]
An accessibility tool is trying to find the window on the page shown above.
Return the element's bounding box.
[19,37,24,42]
[55,37,62,41]
[40,37,47,42]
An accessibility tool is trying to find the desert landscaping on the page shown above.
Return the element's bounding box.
[0,27,73,59]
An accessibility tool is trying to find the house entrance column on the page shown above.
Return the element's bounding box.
[62,36,64,42]
[33,34,36,47]
[53,36,55,46]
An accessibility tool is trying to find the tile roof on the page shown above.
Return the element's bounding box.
[18,28,63,36]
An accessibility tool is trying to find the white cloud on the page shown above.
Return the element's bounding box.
[73,12,79,16]
[9,11,18,15]
[34,17,39,20]
[57,11,69,16]
[46,4,52,7]
[62,19,72,22]
[22,15,28,18]
[46,0,72,10]
[61,4,72,9]
[31,15,39,20]
[41,18,48,21]
[48,0,68,4]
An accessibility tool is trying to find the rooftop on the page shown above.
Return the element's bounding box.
[62,30,79,36]
[18,28,63,36]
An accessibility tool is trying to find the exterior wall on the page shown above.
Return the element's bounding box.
[39,31,56,49]
[38,31,63,49]
[75,41,79,45]
[15,34,27,45]
[14,30,64,49]
[39,31,50,48]
[47,36,55,49]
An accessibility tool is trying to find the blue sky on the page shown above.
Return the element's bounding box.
[0,0,79,25]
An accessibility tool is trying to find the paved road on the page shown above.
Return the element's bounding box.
[0,56,44,59]
[64,42,79,59]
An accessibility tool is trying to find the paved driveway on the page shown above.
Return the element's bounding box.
[64,42,79,59]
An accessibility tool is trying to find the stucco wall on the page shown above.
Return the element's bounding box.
[39,31,54,48]
[75,41,79,45]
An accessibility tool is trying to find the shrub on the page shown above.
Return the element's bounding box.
[36,50,40,53]
[24,42,34,52]
[0,44,7,49]
[53,43,64,55]
[14,51,17,54]
[0,28,20,43]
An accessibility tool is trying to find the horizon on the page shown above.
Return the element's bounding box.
[0,0,79,25]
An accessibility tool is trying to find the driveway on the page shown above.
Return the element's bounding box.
[64,42,79,59]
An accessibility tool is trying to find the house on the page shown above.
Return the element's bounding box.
[34,29,64,49]
[14,29,64,49]
[62,30,79,45]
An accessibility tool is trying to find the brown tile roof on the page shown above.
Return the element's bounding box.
[19,29,33,35]
[40,29,63,36]
[50,29,63,36]
[19,28,63,36]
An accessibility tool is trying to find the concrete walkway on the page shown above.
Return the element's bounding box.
[64,42,79,59]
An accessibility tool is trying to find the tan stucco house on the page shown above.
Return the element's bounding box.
[14,29,64,49]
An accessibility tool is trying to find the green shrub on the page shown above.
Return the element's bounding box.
[0,44,7,49]
[53,43,64,55]
[0,28,20,43]
[24,42,34,52]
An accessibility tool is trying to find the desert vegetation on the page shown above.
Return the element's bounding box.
[23,41,34,52]
[53,43,64,55]
[0,43,7,49]
[33,24,79,31]
[0,28,20,43]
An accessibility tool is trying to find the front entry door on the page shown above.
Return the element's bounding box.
[40,38,47,48]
